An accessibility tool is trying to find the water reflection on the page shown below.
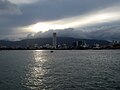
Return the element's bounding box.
[0,50,120,90]
[25,50,47,89]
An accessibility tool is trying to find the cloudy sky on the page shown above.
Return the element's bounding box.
[1,0,120,40]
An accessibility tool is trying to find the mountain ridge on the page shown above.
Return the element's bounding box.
[0,37,110,47]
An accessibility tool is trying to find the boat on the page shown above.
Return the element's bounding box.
[50,50,53,53]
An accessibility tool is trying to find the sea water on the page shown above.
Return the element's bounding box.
[0,50,120,90]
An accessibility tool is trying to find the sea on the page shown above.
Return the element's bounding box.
[0,50,120,90]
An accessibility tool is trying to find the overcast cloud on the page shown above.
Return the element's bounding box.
[0,0,120,40]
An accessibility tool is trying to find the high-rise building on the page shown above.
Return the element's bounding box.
[53,32,57,49]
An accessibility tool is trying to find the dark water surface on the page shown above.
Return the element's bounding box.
[0,50,120,90]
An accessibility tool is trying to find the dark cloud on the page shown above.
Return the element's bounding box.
[6,0,120,28]
[21,0,119,21]
[30,24,120,40]
[0,0,120,40]
[0,0,21,15]
[88,25,120,40]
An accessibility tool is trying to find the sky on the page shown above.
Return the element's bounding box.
[0,0,120,40]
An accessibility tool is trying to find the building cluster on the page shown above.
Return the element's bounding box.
[0,33,120,50]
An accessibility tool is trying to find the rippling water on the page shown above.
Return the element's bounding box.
[0,50,120,90]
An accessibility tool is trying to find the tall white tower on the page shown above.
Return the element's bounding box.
[53,32,57,49]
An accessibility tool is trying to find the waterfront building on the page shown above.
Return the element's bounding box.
[53,32,57,49]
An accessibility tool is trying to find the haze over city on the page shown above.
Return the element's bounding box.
[1,0,120,40]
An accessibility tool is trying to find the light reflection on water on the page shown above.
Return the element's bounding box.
[23,50,120,90]
[25,50,48,89]
[0,50,120,90]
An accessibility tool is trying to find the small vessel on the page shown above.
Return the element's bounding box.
[50,50,53,53]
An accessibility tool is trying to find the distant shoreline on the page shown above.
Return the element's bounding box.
[0,49,120,50]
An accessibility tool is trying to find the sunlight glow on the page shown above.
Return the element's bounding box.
[24,4,120,32]
[26,22,68,32]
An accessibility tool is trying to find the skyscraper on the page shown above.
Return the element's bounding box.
[53,32,57,49]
